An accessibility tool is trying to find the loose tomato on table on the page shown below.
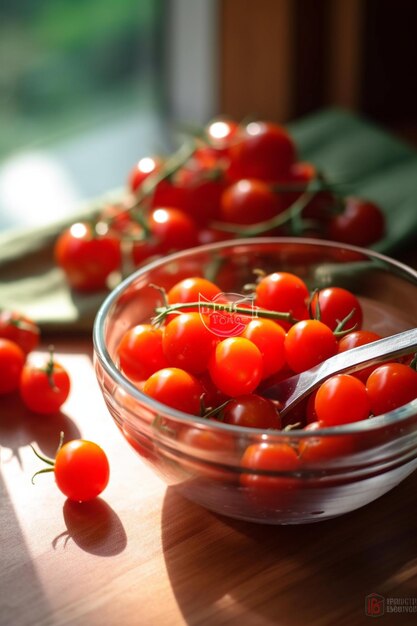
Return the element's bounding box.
[0,311,40,354]
[20,350,71,414]
[54,222,121,292]
[32,434,110,502]
[0,338,25,395]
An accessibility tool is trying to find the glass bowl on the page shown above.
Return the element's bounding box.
[93,238,417,524]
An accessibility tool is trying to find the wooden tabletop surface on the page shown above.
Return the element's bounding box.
[1,333,417,626]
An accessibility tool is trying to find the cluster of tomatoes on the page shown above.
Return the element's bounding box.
[0,310,109,502]
[116,272,417,437]
[54,117,385,292]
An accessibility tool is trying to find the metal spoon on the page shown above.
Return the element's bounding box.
[263,327,417,418]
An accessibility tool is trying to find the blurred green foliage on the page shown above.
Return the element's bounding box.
[0,0,161,156]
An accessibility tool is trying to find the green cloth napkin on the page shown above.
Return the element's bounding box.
[1,108,416,333]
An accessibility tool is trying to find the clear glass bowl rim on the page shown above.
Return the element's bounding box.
[93,236,417,439]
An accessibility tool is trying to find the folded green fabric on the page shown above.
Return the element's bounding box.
[1,108,416,333]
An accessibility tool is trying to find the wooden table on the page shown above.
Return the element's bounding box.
[1,336,417,626]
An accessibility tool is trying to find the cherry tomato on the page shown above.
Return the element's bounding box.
[20,352,71,414]
[366,363,417,416]
[162,313,218,374]
[143,367,203,415]
[220,179,283,225]
[241,318,286,379]
[240,442,300,506]
[208,337,263,397]
[338,330,383,382]
[299,421,356,462]
[128,155,162,193]
[285,319,338,373]
[255,272,309,329]
[205,117,239,157]
[228,121,296,182]
[315,374,370,426]
[310,287,363,331]
[167,277,222,306]
[327,196,385,247]
[222,394,281,429]
[117,324,168,381]
[54,439,110,502]
[54,222,121,291]
[0,338,25,395]
[0,310,40,354]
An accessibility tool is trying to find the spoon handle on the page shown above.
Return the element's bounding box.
[264,327,417,417]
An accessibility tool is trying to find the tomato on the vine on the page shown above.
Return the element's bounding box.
[284,319,338,373]
[327,196,385,247]
[129,156,162,193]
[310,287,363,332]
[0,338,25,395]
[167,276,222,306]
[0,311,40,354]
[255,271,309,328]
[208,337,263,397]
[366,363,417,416]
[228,121,296,182]
[315,374,370,426]
[54,222,121,291]
[220,178,283,225]
[20,352,71,414]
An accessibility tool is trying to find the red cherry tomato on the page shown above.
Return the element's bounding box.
[54,222,121,291]
[54,439,110,502]
[162,312,218,375]
[220,179,283,225]
[285,319,338,373]
[327,196,385,247]
[240,442,300,505]
[241,318,286,379]
[0,311,40,354]
[338,330,383,382]
[310,287,363,331]
[128,156,162,193]
[117,324,168,381]
[228,121,296,182]
[222,394,281,429]
[208,337,263,397]
[143,367,203,415]
[167,277,222,305]
[0,338,25,395]
[255,271,309,329]
[315,374,370,426]
[366,363,417,416]
[20,353,71,414]
[205,117,239,157]
[299,421,356,462]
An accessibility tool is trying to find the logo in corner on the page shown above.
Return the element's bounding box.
[365,593,385,617]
